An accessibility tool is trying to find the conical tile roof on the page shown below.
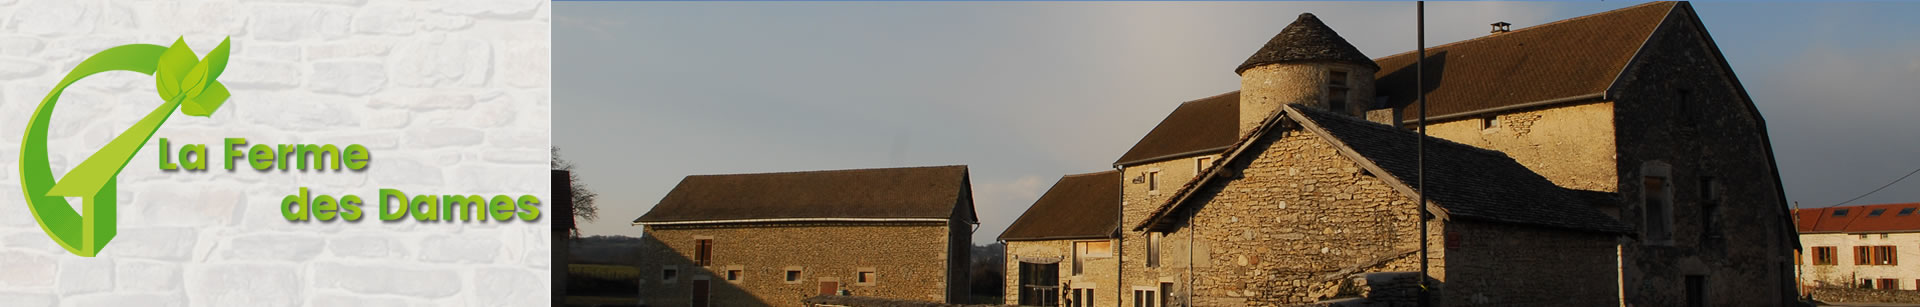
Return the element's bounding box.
[1236,13,1379,74]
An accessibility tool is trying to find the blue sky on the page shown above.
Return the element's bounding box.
[554,2,1920,244]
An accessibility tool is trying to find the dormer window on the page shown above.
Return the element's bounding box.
[1900,208,1914,216]
[1834,209,1850,217]
[1871,209,1888,217]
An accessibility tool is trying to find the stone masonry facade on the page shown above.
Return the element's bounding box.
[1003,239,1120,306]
[641,222,964,307]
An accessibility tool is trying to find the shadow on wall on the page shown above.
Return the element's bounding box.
[634,234,773,307]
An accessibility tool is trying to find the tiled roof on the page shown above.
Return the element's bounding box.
[1372,1,1677,121]
[1238,13,1380,74]
[998,171,1121,241]
[1113,91,1239,166]
[1138,105,1629,234]
[1289,106,1630,233]
[1796,203,1920,234]
[633,165,972,224]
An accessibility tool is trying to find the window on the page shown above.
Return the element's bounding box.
[785,268,803,283]
[1871,209,1888,217]
[856,268,877,286]
[1685,275,1706,307]
[725,269,742,282]
[1643,176,1673,243]
[1901,208,1915,216]
[1861,279,1874,289]
[1147,171,1160,191]
[663,267,680,283]
[695,239,713,266]
[1147,232,1162,268]
[1880,279,1900,290]
[1855,246,1897,265]
[1327,69,1350,113]
[1134,289,1158,307]
[1195,157,1212,173]
[1884,234,1892,239]
[1677,89,1695,128]
[1160,283,1176,307]
[1860,234,1870,239]
[1700,176,1721,239]
[1477,116,1498,130]
[1068,288,1095,307]
[1813,246,1837,265]
[1328,88,1349,113]
[1835,209,1850,217]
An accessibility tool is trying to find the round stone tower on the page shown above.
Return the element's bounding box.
[1236,13,1379,135]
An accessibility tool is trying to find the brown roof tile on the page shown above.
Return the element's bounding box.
[1796,203,1920,234]
[1113,91,1239,166]
[998,171,1121,241]
[633,165,972,223]
[1372,2,1677,121]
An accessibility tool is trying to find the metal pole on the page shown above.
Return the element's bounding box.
[1416,2,1431,307]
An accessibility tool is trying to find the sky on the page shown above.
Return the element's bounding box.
[553,2,1920,245]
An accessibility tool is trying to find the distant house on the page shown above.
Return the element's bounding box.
[997,171,1121,306]
[632,165,978,307]
[1795,203,1920,290]
[1003,1,1799,306]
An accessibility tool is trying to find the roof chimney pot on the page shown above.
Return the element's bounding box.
[1491,21,1513,34]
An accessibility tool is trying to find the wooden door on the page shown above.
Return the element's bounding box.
[692,280,710,307]
[819,281,839,296]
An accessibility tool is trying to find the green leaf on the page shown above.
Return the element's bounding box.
[181,38,232,99]
[202,37,231,81]
[181,81,229,117]
[153,37,198,101]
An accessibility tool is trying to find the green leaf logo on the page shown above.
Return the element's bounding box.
[19,37,232,257]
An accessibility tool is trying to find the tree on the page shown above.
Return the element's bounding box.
[553,146,599,238]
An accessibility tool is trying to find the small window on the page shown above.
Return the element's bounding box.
[1134,289,1158,307]
[1478,116,1498,130]
[1884,234,1892,239]
[663,267,680,282]
[1196,157,1213,173]
[1328,87,1349,113]
[1329,70,1349,86]
[726,269,742,282]
[1147,232,1162,268]
[1871,209,1887,217]
[857,270,876,285]
[1813,246,1837,265]
[1835,209,1850,217]
[1147,171,1160,191]
[1900,208,1915,216]
[1643,176,1672,243]
[695,239,713,266]
[785,270,802,282]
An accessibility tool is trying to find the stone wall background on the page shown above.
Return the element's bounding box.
[641,223,953,307]
[0,0,552,306]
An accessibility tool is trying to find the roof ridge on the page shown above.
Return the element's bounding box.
[1062,170,1120,178]
[1369,1,1677,61]
[1288,105,1517,161]
[684,164,967,178]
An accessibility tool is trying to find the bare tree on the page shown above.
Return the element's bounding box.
[553,146,599,238]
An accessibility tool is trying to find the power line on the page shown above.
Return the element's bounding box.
[1830,166,1920,207]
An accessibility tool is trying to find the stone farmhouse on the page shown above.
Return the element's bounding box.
[1002,2,1798,306]
[632,165,977,307]
[998,171,1123,307]
[1795,203,1920,290]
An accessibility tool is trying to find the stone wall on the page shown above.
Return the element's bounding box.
[1124,127,1432,306]
[1608,6,1796,306]
[1421,101,1618,193]
[640,222,955,307]
[1441,220,1619,306]
[1239,63,1376,135]
[1812,287,1920,304]
[1002,239,1119,307]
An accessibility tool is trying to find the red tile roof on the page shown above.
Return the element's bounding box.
[1795,203,1920,234]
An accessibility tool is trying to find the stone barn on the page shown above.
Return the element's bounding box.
[632,165,977,307]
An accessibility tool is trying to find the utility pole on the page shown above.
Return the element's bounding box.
[1416,2,1431,307]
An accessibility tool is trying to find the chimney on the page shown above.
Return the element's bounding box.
[1490,21,1512,34]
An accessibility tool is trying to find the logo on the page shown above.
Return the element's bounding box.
[19,37,231,257]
